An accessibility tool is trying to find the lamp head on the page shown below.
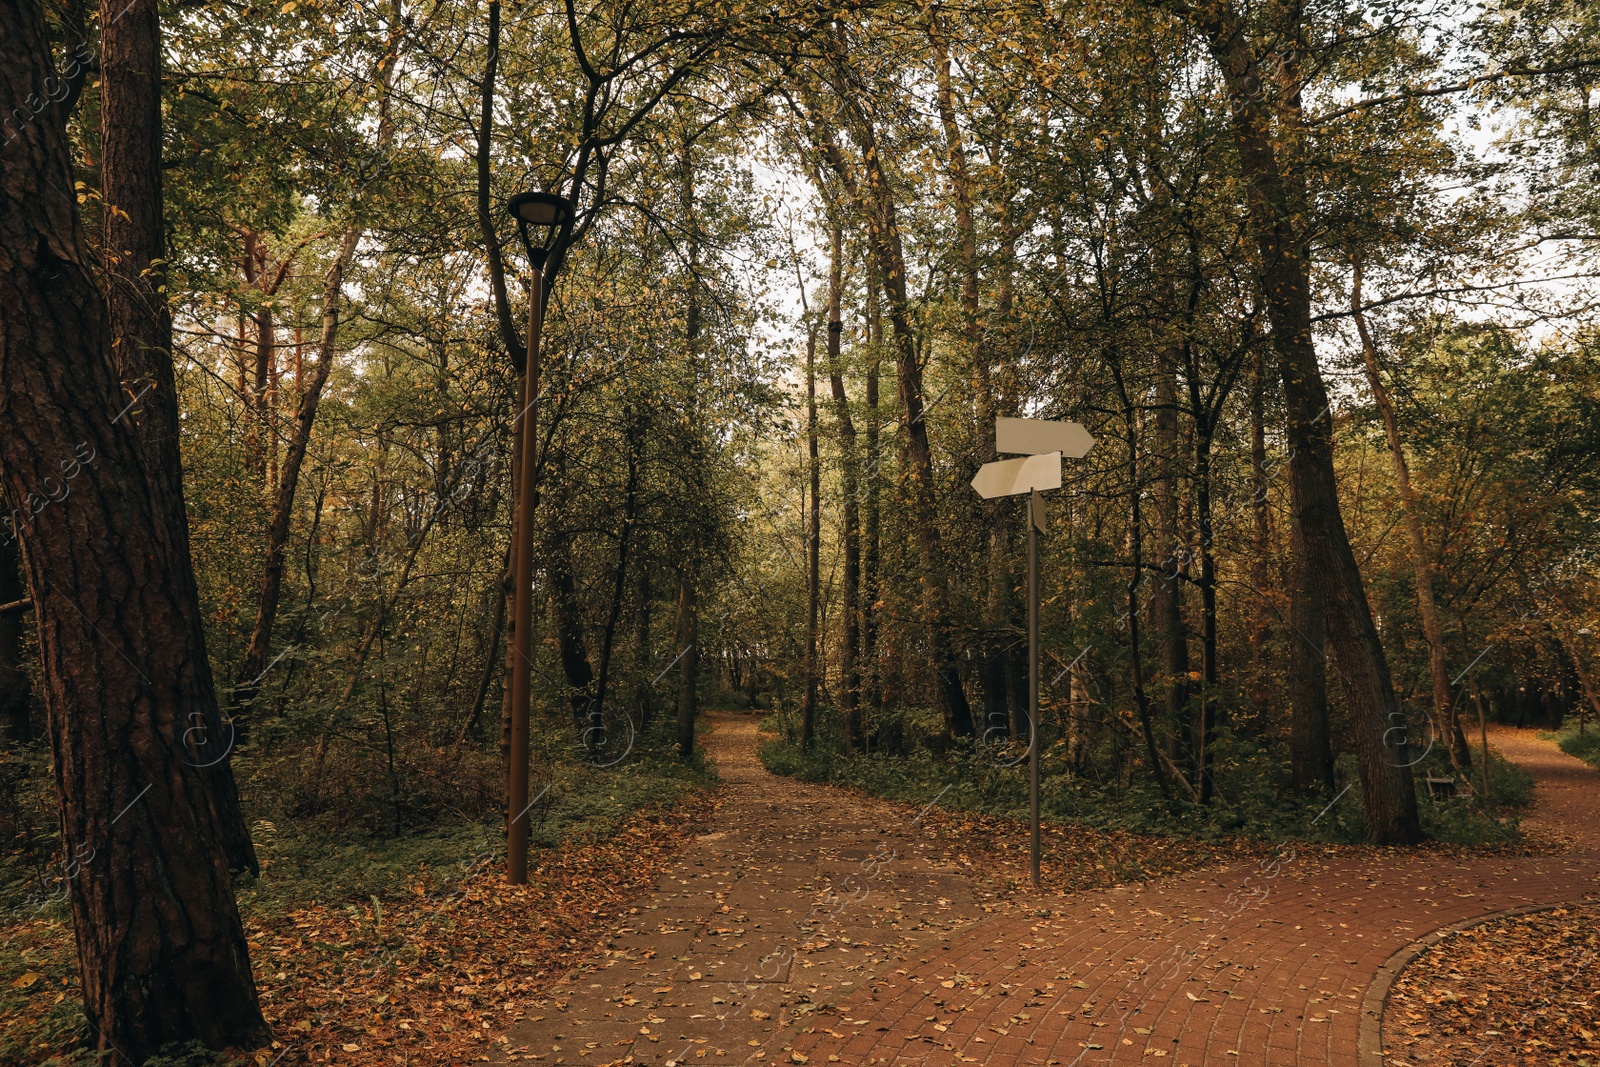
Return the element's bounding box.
[506,191,575,273]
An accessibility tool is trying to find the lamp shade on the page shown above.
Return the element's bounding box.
[506,190,575,272]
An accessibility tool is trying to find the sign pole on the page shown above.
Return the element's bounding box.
[1028,488,1042,888]
[973,416,1096,890]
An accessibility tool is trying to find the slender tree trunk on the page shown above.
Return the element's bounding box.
[930,23,1008,739]
[593,405,643,727]
[801,318,820,752]
[474,0,525,372]
[0,1,269,1050]
[674,570,698,759]
[631,533,654,729]
[818,105,974,737]
[229,228,360,723]
[456,542,510,748]
[825,225,863,752]
[1247,358,1274,711]
[1180,2,1421,841]
[862,264,882,715]
[1192,423,1220,802]
[229,8,400,726]
[547,529,595,730]
[252,301,272,485]
[1351,260,1468,769]
[1112,365,1175,801]
[1151,351,1190,757]
[675,133,703,759]
[1287,492,1334,793]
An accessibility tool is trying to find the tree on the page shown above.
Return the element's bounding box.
[0,0,268,1054]
[1155,0,1423,842]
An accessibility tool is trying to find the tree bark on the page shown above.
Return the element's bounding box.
[455,544,508,748]
[1247,357,1274,712]
[862,262,882,715]
[0,0,269,1051]
[547,529,596,730]
[674,570,699,759]
[824,224,863,752]
[1176,0,1422,841]
[1110,361,1177,801]
[631,532,655,728]
[99,0,260,875]
[1151,350,1190,756]
[1287,506,1333,793]
[229,227,360,723]
[801,316,820,752]
[475,0,525,372]
[930,22,1009,738]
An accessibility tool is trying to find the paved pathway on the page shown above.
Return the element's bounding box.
[490,717,1599,1067]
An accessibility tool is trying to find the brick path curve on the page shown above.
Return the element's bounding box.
[789,726,1598,1067]
[490,718,1598,1067]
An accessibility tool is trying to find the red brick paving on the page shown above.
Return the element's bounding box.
[490,719,1599,1067]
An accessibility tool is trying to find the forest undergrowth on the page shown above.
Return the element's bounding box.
[759,705,1536,849]
[0,721,717,1066]
[1553,726,1600,772]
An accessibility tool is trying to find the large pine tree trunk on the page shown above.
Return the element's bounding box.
[99,0,258,875]
[0,0,269,1053]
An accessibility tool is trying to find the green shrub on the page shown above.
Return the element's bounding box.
[758,708,1525,847]
[1554,724,1600,770]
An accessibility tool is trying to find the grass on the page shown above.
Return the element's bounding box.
[1548,721,1600,771]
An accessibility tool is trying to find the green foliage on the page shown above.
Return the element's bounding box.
[1552,725,1600,771]
[760,707,1528,847]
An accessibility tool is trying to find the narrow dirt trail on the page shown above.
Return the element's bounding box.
[1485,725,1600,848]
[491,716,1599,1067]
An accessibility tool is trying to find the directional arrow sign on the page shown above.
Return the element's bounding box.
[971,452,1062,499]
[997,417,1095,459]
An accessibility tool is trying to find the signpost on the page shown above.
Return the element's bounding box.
[970,417,1095,886]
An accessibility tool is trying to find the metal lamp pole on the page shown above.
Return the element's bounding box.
[506,191,573,886]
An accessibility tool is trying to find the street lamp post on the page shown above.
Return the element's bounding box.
[505,190,574,886]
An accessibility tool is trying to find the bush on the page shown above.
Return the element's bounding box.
[1553,724,1600,770]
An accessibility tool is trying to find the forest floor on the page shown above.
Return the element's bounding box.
[1380,726,1600,1066]
[488,715,1599,1067]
